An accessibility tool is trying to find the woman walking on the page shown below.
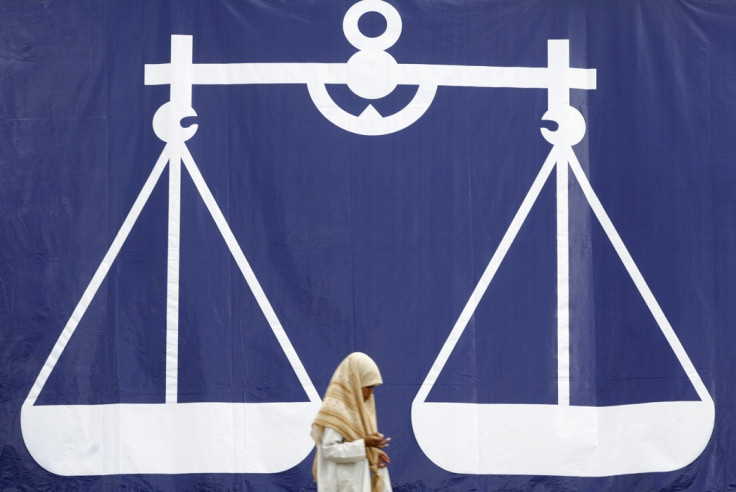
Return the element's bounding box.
[311,352,392,491]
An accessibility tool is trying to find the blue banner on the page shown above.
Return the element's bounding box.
[1,0,735,489]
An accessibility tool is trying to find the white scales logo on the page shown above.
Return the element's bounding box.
[21,0,714,478]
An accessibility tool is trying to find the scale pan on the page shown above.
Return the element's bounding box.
[21,400,322,475]
[412,399,714,477]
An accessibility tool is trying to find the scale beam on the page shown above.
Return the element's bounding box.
[145,60,596,91]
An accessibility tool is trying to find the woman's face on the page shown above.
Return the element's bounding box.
[361,386,374,402]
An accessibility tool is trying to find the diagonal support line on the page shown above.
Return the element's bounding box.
[414,146,563,404]
[566,148,712,404]
[179,143,320,403]
[24,145,172,405]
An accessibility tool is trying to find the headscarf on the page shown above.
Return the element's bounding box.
[311,352,385,491]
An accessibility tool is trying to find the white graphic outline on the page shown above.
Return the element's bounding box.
[20,0,713,478]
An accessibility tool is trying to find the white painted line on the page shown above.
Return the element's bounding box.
[179,144,320,402]
[566,148,711,403]
[25,146,172,404]
[166,151,181,404]
[414,147,562,404]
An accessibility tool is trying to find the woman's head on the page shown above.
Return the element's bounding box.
[312,352,383,437]
[347,352,383,390]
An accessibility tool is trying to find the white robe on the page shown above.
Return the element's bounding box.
[316,427,392,492]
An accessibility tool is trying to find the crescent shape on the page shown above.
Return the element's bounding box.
[307,83,438,136]
[152,101,199,143]
[540,105,585,146]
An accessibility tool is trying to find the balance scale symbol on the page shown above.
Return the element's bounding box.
[21,0,714,478]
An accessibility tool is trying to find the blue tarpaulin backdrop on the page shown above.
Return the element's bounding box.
[2,0,736,490]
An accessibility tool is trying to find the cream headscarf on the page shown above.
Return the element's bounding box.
[311,352,385,491]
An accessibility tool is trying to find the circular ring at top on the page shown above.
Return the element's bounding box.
[343,0,402,52]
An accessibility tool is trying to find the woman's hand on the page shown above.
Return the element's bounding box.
[376,450,390,468]
[364,432,390,449]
